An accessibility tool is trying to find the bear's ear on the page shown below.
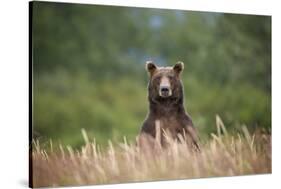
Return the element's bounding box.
[146,61,157,76]
[173,61,184,74]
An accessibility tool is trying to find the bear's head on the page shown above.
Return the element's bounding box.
[146,61,184,104]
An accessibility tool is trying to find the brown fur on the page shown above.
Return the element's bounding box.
[139,61,200,150]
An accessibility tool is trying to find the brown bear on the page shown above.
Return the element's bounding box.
[139,61,200,150]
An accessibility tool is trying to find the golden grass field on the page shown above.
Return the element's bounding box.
[31,117,271,187]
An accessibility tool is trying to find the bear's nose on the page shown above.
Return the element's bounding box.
[160,86,171,97]
[160,86,169,92]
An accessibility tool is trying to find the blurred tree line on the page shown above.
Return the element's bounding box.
[32,2,271,147]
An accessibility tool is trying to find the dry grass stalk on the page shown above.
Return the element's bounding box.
[31,119,271,187]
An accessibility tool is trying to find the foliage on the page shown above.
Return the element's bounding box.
[32,2,271,147]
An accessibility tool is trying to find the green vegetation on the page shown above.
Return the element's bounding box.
[32,2,271,147]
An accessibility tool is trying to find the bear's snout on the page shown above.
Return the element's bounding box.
[159,76,172,97]
[160,86,171,97]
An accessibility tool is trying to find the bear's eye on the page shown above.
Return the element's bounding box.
[168,75,174,80]
[154,76,161,82]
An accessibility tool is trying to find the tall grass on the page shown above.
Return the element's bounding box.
[31,117,271,187]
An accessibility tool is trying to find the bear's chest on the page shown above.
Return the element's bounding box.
[155,116,183,134]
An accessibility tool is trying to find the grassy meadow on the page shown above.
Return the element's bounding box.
[31,2,271,187]
[31,117,271,187]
